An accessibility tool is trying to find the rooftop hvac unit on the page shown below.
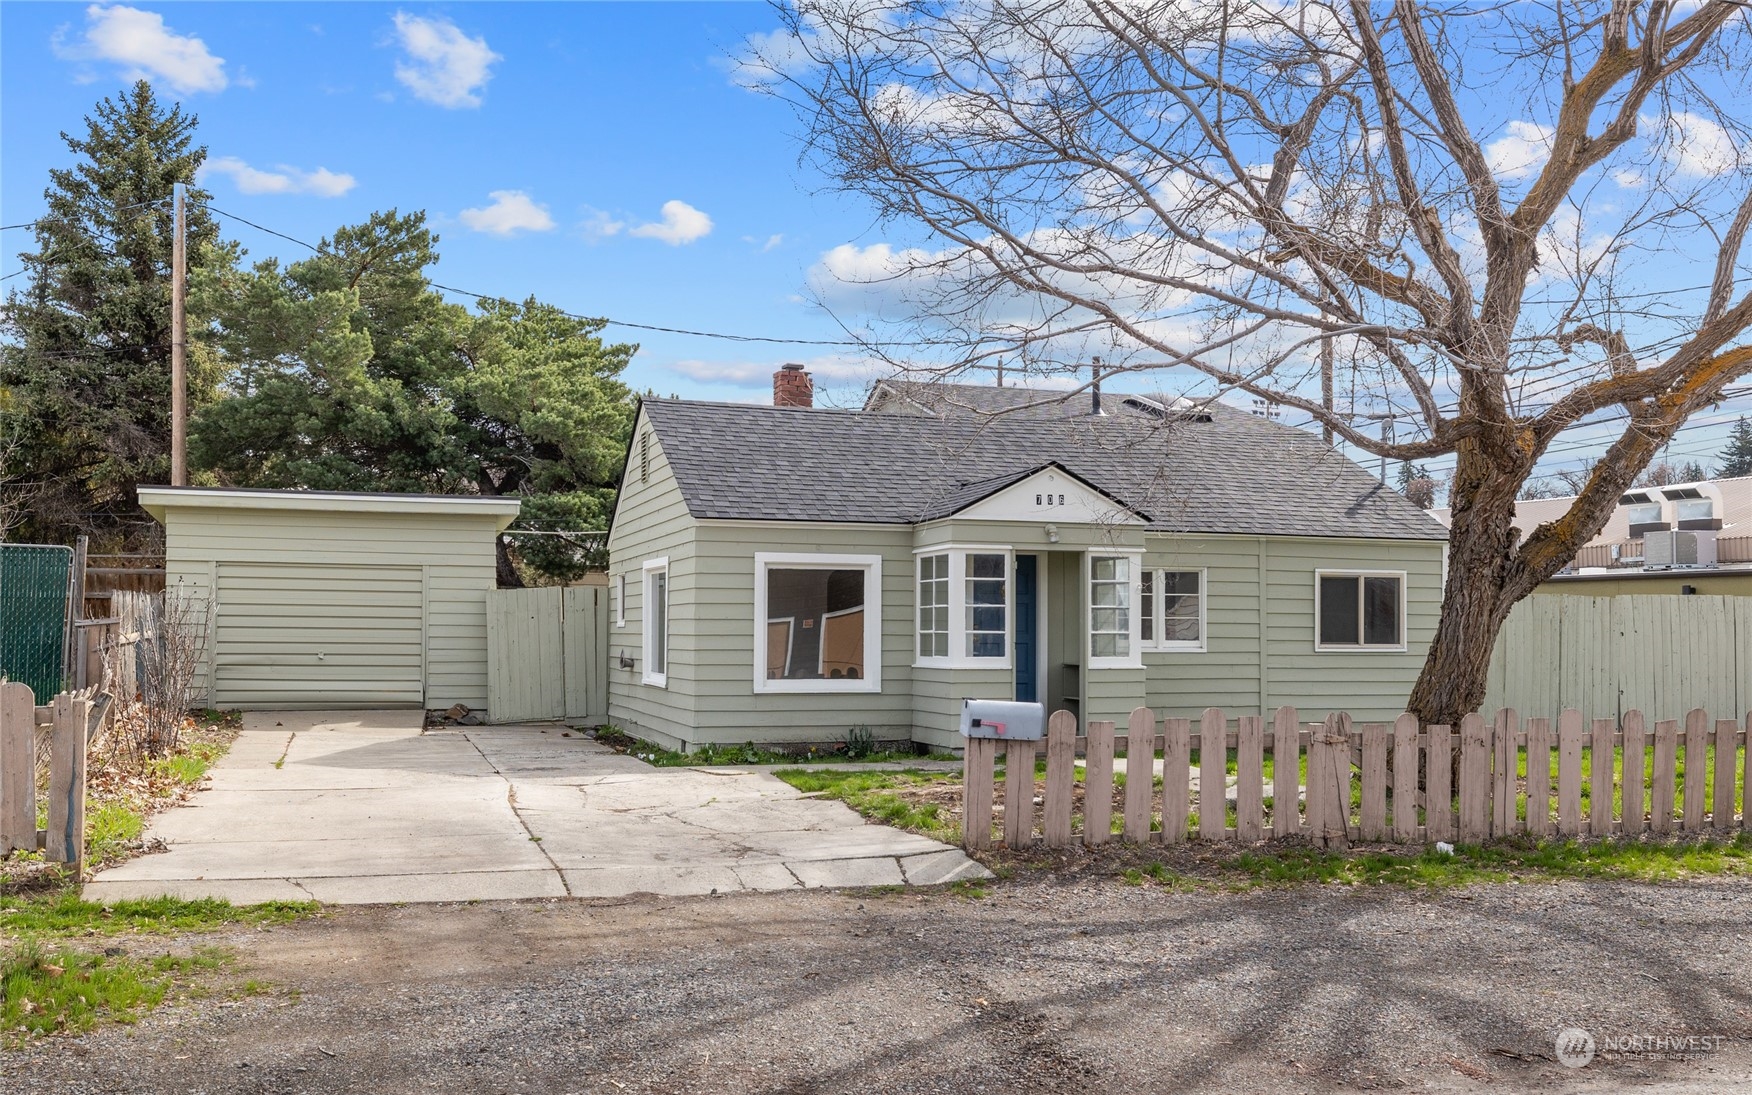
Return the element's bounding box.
[1642,529,1718,569]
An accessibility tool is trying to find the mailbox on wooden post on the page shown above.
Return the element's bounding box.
[959,699,1046,741]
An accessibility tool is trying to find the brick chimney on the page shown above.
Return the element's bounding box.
[773,363,813,408]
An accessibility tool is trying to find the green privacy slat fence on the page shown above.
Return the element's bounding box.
[0,543,73,700]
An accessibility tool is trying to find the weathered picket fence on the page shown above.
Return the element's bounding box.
[1,681,95,874]
[963,706,1752,851]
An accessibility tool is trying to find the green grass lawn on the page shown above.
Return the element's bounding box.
[773,768,962,844]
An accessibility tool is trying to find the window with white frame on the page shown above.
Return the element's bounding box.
[642,559,669,685]
[913,547,1011,667]
[1089,555,1132,660]
[965,553,1007,658]
[917,553,949,658]
[1140,568,1204,651]
[755,553,882,692]
[1315,571,1404,651]
[615,572,626,627]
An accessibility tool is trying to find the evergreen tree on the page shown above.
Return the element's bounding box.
[0,82,223,546]
[1720,417,1752,478]
[189,211,636,584]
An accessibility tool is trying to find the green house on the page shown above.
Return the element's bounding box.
[605,373,1447,751]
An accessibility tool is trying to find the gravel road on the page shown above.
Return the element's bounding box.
[7,873,1752,1094]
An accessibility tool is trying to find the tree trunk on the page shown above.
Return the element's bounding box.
[1406,442,1526,725]
[495,536,524,589]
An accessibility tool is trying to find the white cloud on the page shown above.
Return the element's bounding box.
[391,12,500,109]
[1662,111,1743,178]
[629,200,713,245]
[459,190,555,236]
[743,233,784,252]
[581,209,625,241]
[1611,169,1645,189]
[54,4,228,94]
[1485,120,1555,183]
[201,156,356,197]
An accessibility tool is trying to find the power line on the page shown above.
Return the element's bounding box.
[201,203,895,349]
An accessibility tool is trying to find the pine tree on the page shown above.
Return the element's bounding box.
[0,82,224,547]
[1720,417,1752,478]
[189,211,637,583]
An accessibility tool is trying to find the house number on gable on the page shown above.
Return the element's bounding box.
[1035,493,1066,506]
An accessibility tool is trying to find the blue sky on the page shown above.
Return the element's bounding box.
[2,1,894,405]
[3,2,1749,488]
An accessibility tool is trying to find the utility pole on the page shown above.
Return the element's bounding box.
[170,182,187,487]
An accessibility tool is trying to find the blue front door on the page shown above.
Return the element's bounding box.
[1014,554,1038,703]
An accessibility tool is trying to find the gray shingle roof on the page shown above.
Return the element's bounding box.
[638,386,1448,540]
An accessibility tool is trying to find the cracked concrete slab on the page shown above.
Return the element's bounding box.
[84,711,991,905]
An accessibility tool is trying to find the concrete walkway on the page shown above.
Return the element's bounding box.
[84,712,988,905]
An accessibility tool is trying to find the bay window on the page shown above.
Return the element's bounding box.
[914,547,1012,667]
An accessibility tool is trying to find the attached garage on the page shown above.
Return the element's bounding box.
[140,487,519,712]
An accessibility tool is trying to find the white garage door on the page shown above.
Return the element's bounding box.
[214,563,424,708]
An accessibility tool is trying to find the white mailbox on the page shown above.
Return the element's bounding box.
[960,699,1046,741]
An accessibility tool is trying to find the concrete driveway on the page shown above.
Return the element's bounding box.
[83,712,988,905]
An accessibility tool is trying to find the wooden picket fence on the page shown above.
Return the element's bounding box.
[1,681,95,874]
[962,706,1752,851]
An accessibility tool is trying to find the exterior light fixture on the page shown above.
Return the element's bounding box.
[1045,523,1060,543]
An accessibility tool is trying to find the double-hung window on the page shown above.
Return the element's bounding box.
[914,548,1011,667]
[1086,550,1142,662]
[1315,571,1405,651]
[1140,568,1205,651]
[642,558,669,686]
[755,553,882,692]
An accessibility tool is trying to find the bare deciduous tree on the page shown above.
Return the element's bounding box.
[757,0,1752,721]
[127,589,209,759]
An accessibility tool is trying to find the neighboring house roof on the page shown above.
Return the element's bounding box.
[1429,474,1752,545]
[636,384,1447,540]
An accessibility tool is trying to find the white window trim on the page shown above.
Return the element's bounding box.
[753,552,883,693]
[1141,566,1208,653]
[641,557,669,687]
[1313,568,1408,653]
[1087,550,1144,670]
[912,545,1014,670]
[615,572,626,628]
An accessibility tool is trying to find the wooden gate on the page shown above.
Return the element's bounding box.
[485,586,607,724]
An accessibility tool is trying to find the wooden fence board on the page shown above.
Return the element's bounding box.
[0,681,34,856]
[1124,709,1157,843]
[1525,717,1552,838]
[963,738,996,851]
[1309,713,1351,848]
[1458,714,1491,841]
[1652,719,1679,834]
[1272,706,1299,839]
[46,694,90,870]
[562,586,608,723]
[1003,740,1035,848]
[1360,723,1388,841]
[1160,716,1191,844]
[1493,709,1518,836]
[1236,715,1264,842]
[1714,719,1738,830]
[1083,719,1115,846]
[1745,712,1752,833]
[1590,718,1616,837]
[1556,710,1583,837]
[1684,709,1710,832]
[1042,712,1077,848]
[1392,713,1419,843]
[1199,708,1226,841]
[1621,710,1646,835]
[1427,724,1454,843]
